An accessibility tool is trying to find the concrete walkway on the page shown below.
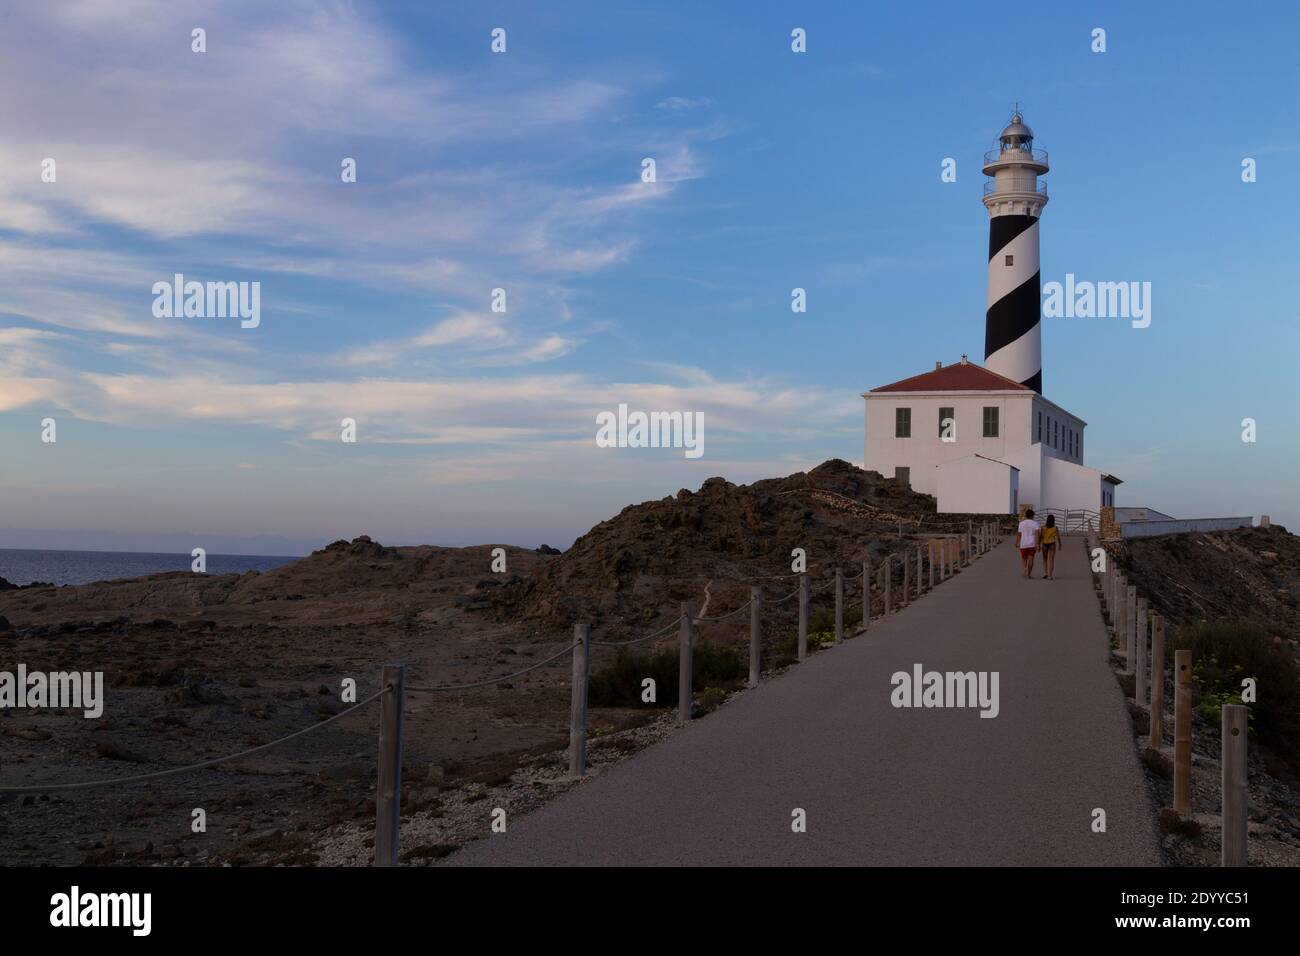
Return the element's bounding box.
[447,536,1161,866]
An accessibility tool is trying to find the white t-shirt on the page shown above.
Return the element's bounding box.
[1018,518,1039,548]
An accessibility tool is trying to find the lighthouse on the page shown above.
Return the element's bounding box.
[982,109,1048,393]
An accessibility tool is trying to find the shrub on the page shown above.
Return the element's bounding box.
[697,686,728,715]
[1169,620,1300,750]
[588,641,744,707]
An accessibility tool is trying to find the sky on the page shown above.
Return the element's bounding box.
[1,0,1298,554]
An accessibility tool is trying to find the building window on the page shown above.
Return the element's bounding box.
[1005,254,1014,266]
[896,467,910,487]
[938,406,954,440]
[1037,410,1042,442]
[895,407,911,438]
[982,406,999,437]
[1053,420,1058,448]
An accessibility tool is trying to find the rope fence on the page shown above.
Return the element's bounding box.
[1087,528,1247,866]
[406,641,581,692]
[0,686,392,796]
[1,519,1009,866]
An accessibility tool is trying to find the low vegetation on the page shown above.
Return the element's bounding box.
[588,642,745,708]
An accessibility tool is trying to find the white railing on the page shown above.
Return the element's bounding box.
[983,180,1049,197]
[983,147,1049,166]
[1037,508,1098,534]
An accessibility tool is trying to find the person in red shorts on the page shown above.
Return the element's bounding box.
[1016,508,1040,579]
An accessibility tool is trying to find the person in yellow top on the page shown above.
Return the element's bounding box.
[1039,514,1059,579]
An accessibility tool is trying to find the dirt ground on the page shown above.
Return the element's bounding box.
[0,462,1020,866]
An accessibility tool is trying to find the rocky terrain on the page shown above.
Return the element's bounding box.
[1112,525,1300,638]
[1098,527,1300,866]
[1,461,1003,866]
[491,458,1007,631]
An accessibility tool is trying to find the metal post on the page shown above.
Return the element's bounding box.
[834,567,843,644]
[1150,614,1165,749]
[798,575,809,660]
[569,624,590,778]
[748,586,761,688]
[928,542,935,589]
[915,545,922,599]
[375,663,405,867]
[966,523,972,565]
[861,560,869,631]
[678,603,693,724]
[1135,598,1148,706]
[1221,704,1248,867]
[1174,649,1193,815]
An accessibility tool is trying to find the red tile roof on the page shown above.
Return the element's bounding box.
[868,362,1032,393]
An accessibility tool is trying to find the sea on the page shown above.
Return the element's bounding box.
[0,548,300,588]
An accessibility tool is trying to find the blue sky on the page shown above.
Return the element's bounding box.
[2,0,1298,554]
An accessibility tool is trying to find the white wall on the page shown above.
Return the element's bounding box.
[1041,454,1104,512]
[936,456,1019,514]
[1002,443,1042,510]
[864,390,1033,497]
[1031,397,1086,465]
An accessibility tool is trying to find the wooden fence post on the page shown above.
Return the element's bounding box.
[749,586,761,688]
[902,550,910,606]
[1221,704,1248,867]
[883,556,891,616]
[569,624,590,779]
[861,560,869,630]
[1102,555,1111,621]
[1135,598,1148,706]
[1125,585,1137,676]
[834,567,844,643]
[1114,572,1124,638]
[1149,614,1165,748]
[375,663,405,867]
[1174,649,1193,815]
[798,575,809,661]
[678,603,693,724]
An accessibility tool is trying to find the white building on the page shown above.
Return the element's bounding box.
[862,355,1119,515]
[861,109,1121,516]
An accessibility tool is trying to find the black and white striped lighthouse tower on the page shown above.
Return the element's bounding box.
[982,108,1049,393]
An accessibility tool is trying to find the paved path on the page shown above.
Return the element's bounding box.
[448,536,1161,866]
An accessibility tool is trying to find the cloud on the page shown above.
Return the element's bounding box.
[656,96,713,111]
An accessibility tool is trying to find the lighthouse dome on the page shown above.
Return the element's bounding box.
[999,113,1034,146]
